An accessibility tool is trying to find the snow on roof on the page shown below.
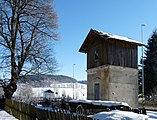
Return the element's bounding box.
[89,110,149,120]
[93,29,145,46]
[69,99,130,107]
[44,89,54,93]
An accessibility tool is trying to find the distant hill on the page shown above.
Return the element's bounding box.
[78,80,87,84]
[19,75,87,87]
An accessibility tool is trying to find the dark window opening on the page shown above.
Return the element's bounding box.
[94,49,99,60]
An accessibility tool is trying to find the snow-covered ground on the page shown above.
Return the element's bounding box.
[69,100,157,120]
[89,110,157,120]
[0,109,18,120]
[89,110,148,120]
[37,106,157,120]
[147,111,157,120]
[36,105,157,120]
[35,99,157,120]
[14,82,87,100]
[69,99,130,107]
[12,83,157,120]
[1,103,157,120]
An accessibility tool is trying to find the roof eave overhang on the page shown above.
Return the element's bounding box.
[79,29,146,53]
[79,29,95,53]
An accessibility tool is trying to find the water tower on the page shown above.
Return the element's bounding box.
[79,29,144,108]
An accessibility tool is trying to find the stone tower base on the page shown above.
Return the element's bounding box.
[87,65,138,108]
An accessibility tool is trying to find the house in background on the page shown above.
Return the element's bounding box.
[79,29,144,108]
[44,89,55,99]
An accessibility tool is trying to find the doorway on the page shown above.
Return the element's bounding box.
[94,83,100,100]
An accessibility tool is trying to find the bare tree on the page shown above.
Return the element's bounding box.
[0,0,58,99]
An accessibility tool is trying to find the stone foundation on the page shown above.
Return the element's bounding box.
[87,65,138,108]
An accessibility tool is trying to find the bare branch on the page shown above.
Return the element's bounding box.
[0,0,58,98]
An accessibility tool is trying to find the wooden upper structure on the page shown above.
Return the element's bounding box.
[79,29,144,69]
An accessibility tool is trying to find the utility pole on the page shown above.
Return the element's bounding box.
[141,24,146,108]
[73,64,75,99]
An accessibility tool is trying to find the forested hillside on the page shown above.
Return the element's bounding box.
[19,75,86,87]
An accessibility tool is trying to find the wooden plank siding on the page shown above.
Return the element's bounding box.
[87,38,138,69]
[87,36,104,69]
[107,40,138,68]
[106,40,137,68]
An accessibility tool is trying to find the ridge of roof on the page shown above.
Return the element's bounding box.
[92,29,145,46]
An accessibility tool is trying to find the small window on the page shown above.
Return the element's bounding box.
[94,49,99,60]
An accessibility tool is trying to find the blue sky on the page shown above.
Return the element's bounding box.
[53,0,157,80]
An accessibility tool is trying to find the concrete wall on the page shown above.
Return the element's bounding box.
[87,65,138,108]
[87,65,109,100]
[108,66,138,108]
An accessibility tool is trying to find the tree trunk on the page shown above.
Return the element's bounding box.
[3,82,17,99]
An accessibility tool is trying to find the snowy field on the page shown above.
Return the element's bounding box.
[36,106,157,120]
[89,110,157,120]
[147,111,157,120]
[69,100,157,120]
[14,82,87,100]
[13,83,157,120]
[36,99,157,120]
